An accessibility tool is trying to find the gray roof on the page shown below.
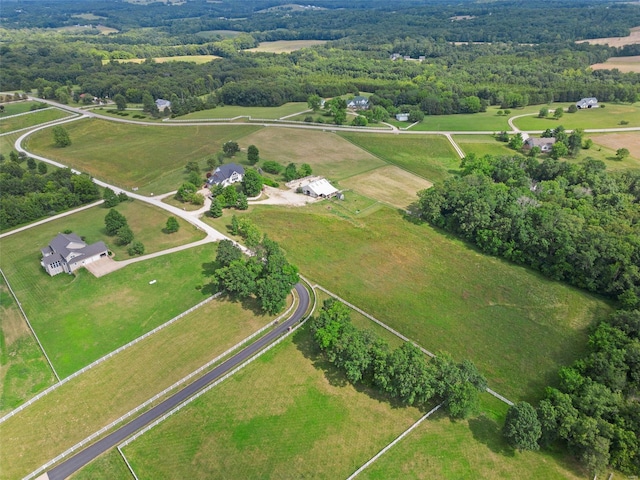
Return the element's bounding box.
[42,252,64,267]
[43,233,108,265]
[348,96,369,105]
[208,163,245,184]
[67,241,108,266]
[525,137,556,148]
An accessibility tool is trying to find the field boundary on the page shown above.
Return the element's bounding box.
[0,106,54,120]
[0,111,78,137]
[0,268,60,381]
[0,292,221,425]
[346,403,443,479]
[118,446,139,480]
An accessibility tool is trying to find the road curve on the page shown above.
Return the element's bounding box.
[46,283,310,480]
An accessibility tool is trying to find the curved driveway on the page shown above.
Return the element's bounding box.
[46,283,310,480]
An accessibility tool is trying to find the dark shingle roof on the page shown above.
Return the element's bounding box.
[209,163,244,184]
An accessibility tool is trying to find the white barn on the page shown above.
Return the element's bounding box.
[301,178,338,198]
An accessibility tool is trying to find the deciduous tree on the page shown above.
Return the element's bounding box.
[165,216,179,233]
[52,126,71,147]
[503,401,542,451]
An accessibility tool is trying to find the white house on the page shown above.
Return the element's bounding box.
[155,99,171,111]
[41,233,108,276]
[347,96,369,110]
[523,137,556,152]
[207,163,245,188]
[301,178,338,198]
[576,97,598,109]
[395,113,410,122]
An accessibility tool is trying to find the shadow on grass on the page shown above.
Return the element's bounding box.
[468,414,514,457]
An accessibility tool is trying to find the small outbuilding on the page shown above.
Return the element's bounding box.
[395,113,410,122]
[576,97,598,109]
[301,178,339,198]
[41,232,108,276]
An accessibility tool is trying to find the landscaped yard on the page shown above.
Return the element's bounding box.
[243,128,386,180]
[179,102,309,120]
[0,295,277,480]
[23,118,260,194]
[339,133,459,182]
[0,277,55,414]
[453,135,515,158]
[0,203,213,377]
[513,103,640,130]
[0,108,72,134]
[211,204,610,401]
[359,394,583,480]
[122,326,423,479]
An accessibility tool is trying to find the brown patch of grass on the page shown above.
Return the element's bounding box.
[578,26,640,47]
[246,40,327,53]
[591,55,640,73]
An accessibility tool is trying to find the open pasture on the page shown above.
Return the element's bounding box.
[123,326,423,479]
[246,40,327,53]
[102,55,220,65]
[0,132,21,157]
[360,394,583,480]
[0,204,213,377]
[0,295,275,479]
[454,135,515,158]
[0,101,42,116]
[590,55,640,73]
[179,102,308,120]
[339,133,459,182]
[0,108,71,134]
[237,205,610,401]
[589,132,640,165]
[0,277,55,414]
[24,119,259,194]
[340,165,433,209]
[513,103,640,130]
[408,106,540,132]
[243,127,386,180]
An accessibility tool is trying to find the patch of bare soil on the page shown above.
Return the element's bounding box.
[590,133,640,159]
[578,26,640,47]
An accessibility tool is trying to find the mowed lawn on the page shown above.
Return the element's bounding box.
[513,103,640,130]
[24,119,259,194]
[360,395,584,480]
[230,205,610,401]
[180,102,308,120]
[0,108,71,134]
[408,106,540,132]
[0,296,276,480]
[339,133,459,182]
[0,277,55,414]
[0,101,42,116]
[454,135,515,158]
[0,204,213,377]
[340,165,432,209]
[243,128,386,180]
[123,327,423,479]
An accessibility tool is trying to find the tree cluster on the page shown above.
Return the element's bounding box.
[310,299,488,418]
[102,187,129,208]
[103,208,144,255]
[417,155,640,307]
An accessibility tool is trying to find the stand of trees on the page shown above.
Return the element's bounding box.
[310,299,487,417]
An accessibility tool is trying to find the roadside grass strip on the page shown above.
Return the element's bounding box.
[0,108,74,135]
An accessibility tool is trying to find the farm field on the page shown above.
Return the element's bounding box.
[590,55,640,73]
[244,128,386,180]
[123,326,423,479]
[408,106,541,132]
[513,103,640,130]
[589,133,640,167]
[0,132,21,158]
[0,277,55,414]
[0,108,72,134]
[454,135,515,158]
[339,132,459,182]
[0,101,42,116]
[339,165,432,209]
[220,204,611,401]
[0,295,276,480]
[24,119,259,194]
[102,55,220,65]
[194,29,242,39]
[246,39,327,53]
[577,25,640,47]
[179,102,308,120]
[359,394,583,480]
[0,204,214,377]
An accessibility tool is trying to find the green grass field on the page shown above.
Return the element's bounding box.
[179,102,309,120]
[24,119,260,194]
[0,132,21,157]
[0,108,71,134]
[513,103,640,130]
[72,450,131,480]
[0,295,276,479]
[123,326,423,479]
[0,203,212,377]
[360,394,583,480]
[0,102,42,116]
[454,135,515,158]
[0,277,55,414]
[408,106,541,132]
[215,204,610,401]
[243,128,386,180]
[339,133,459,182]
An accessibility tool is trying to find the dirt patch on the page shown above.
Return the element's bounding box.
[591,55,640,73]
[590,133,640,159]
[578,26,640,47]
[1,301,29,346]
[250,186,320,206]
[340,165,433,209]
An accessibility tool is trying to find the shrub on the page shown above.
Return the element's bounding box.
[262,161,283,174]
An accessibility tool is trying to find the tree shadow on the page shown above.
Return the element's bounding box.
[468,414,514,457]
[201,261,218,277]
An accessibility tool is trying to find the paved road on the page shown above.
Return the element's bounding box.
[46,283,310,480]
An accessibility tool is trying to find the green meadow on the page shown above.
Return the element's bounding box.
[0,108,71,134]
[513,103,640,130]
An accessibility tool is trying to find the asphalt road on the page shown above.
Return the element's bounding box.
[46,283,310,480]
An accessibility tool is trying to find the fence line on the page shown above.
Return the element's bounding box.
[311,282,514,406]
[0,268,59,382]
[1,293,221,425]
[0,112,79,137]
[117,446,139,480]
[346,403,443,479]
[164,116,391,130]
[0,106,54,120]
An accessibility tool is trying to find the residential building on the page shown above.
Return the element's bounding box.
[41,233,108,276]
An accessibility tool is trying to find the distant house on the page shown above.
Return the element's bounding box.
[395,113,410,122]
[319,98,326,108]
[576,97,598,109]
[524,137,556,152]
[390,53,402,61]
[207,163,245,188]
[347,96,369,110]
[155,99,171,111]
[41,233,108,276]
[301,178,338,198]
